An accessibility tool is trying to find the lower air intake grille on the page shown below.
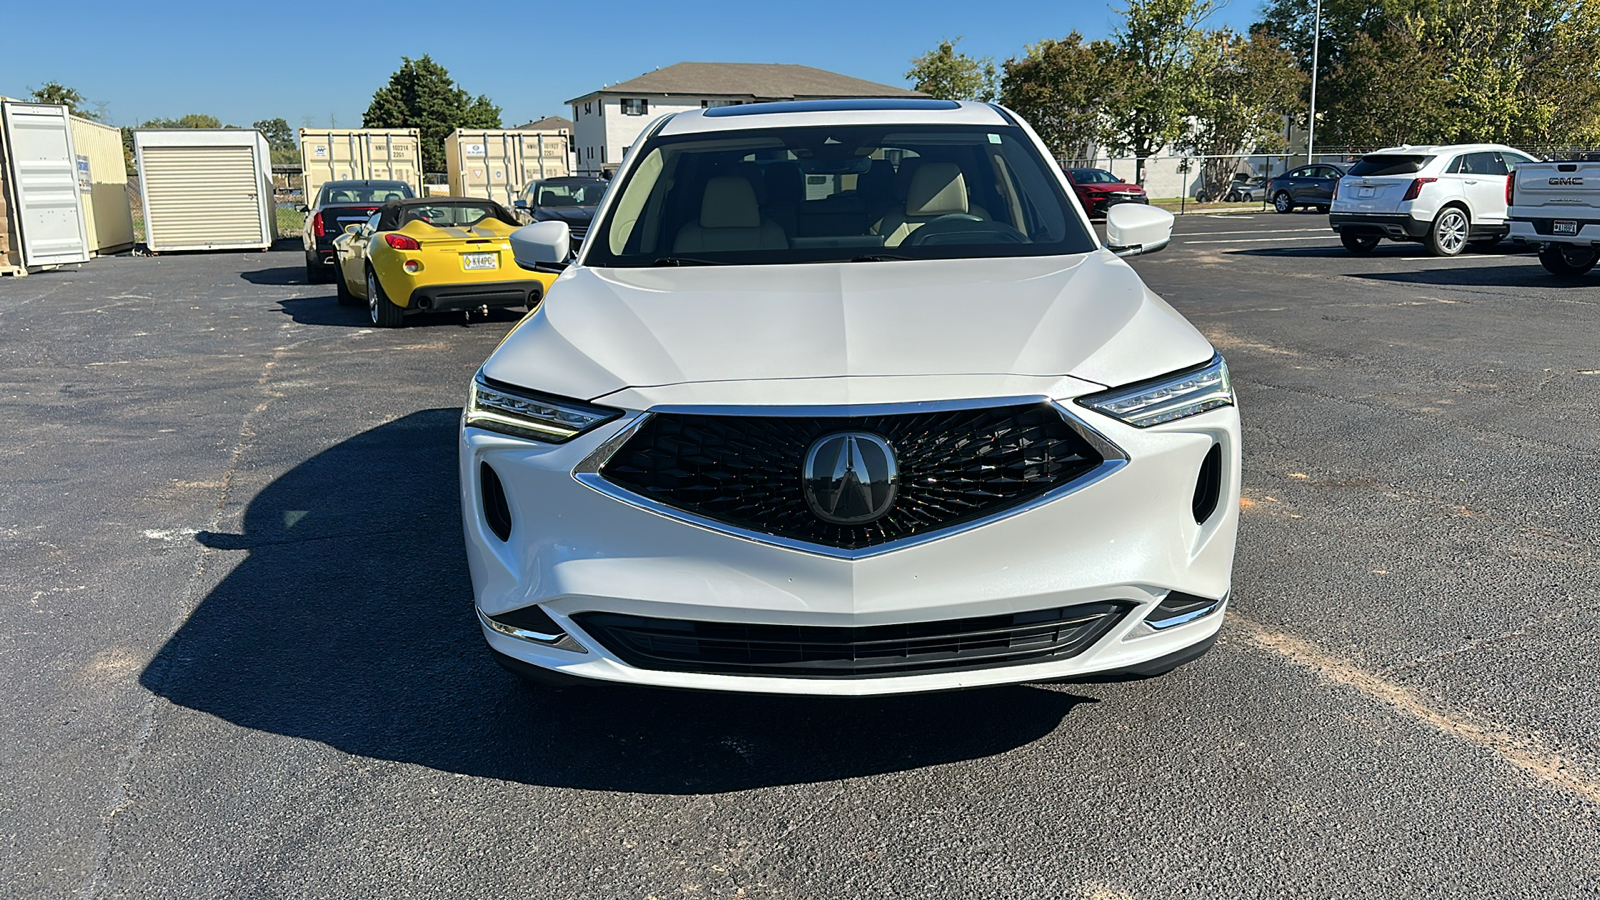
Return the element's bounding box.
[573,602,1132,678]
[598,404,1105,550]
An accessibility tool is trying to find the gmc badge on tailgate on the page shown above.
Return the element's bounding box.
[1548,177,1584,186]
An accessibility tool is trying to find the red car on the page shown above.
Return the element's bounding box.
[1065,168,1150,218]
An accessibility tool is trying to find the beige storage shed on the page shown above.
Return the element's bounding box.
[298,128,422,205]
[445,129,571,206]
[69,116,135,255]
[135,128,276,252]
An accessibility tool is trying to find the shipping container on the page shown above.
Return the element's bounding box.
[445,129,570,206]
[135,129,276,252]
[69,115,135,255]
[0,100,91,273]
[298,128,423,206]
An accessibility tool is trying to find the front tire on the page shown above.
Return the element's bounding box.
[368,270,405,327]
[1341,232,1380,254]
[1427,207,1470,257]
[334,268,359,305]
[1539,244,1599,278]
[1274,192,1293,214]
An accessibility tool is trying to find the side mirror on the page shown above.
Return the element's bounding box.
[510,220,571,271]
[297,204,309,213]
[1105,204,1174,258]
[512,199,528,209]
[344,224,362,236]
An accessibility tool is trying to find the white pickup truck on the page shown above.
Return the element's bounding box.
[1508,156,1600,278]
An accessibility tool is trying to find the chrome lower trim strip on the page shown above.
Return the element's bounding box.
[570,398,1129,560]
[477,607,588,652]
[1141,591,1228,632]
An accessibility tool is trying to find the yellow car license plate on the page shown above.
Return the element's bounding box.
[462,252,498,270]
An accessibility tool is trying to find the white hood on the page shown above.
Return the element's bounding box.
[480,252,1214,405]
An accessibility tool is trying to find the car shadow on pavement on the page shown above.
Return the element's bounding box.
[141,409,1088,793]
[1350,265,1594,288]
[240,265,306,286]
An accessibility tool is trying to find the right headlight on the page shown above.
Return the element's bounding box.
[465,374,621,442]
[1077,353,1234,427]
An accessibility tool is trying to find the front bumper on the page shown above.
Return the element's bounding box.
[460,402,1240,696]
[1329,212,1430,240]
[1088,194,1150,217]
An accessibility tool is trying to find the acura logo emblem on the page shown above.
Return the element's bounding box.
[802,431,899,525]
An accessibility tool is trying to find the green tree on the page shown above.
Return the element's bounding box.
[30,81,97,118]
[1000,34,1118,160]
[142,114,225,129]
[1184,30,1308,192]
[363,55,502,172]
[254,118,300,165]
[1258,0,1600,148]
[906,37,998,102]
[1103,0,1217,184]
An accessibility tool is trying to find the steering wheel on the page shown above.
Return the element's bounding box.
[904,214,1028,247]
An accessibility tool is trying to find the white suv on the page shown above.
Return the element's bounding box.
[462,99,1239,695]
[1330,143,1537,256]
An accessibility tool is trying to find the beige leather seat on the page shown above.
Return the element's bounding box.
[673,176,788,253]
[873,162,989,247]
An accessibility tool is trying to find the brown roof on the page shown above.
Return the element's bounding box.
[566,62,925,104]
[515,115,573,132]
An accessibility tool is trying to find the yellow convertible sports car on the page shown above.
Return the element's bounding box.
[332,197,556,327]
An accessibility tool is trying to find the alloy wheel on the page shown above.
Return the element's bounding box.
[368,274,380,325]
[1434,210,1468,255]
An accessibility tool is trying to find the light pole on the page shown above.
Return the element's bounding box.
[1307,0,1322,164]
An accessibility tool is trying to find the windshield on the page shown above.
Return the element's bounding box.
[401,203,505,227]
[1347,155,1433,177]
[529,181,607,208]
[584,124,1096,267]
[1070,169,1121,184]
[320,184,412,205]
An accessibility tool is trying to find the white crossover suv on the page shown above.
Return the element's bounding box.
[1330,143,1537,256]
[460,99,1240,695]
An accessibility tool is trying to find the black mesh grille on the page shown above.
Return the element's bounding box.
[598,404,1105,550]
[574,602,1132,678]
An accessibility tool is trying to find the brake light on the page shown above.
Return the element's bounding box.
[1401,178,1437,201]
[312,211,324,237]
[1505,175,1515,205]
[385,234,421,250]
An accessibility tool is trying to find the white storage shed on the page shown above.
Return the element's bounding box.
[135,129,276,252]
[0,100,92,273]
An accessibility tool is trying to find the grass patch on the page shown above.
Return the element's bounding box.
[276,205,305,237]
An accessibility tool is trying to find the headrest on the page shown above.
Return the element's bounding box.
[700,176,761,229]
[905,163,969,217]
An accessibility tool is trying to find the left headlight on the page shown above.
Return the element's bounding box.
[465,375,621,442]
[1077,353,1234,427]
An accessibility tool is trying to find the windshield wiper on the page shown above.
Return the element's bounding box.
[847,254,913,262]
[650,256,724,266]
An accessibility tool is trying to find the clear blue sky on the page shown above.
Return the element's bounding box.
[1,0,1263,135]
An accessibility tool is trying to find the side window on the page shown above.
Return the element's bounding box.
[1499,152,1534,172]
[1447,156,1467,174]
[1289,167,1311,178]
[365,213,380,234]
[1471,152,1506,176]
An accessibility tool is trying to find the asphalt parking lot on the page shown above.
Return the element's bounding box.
[3,215,1597,898]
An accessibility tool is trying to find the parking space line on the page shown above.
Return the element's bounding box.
[1232,614,1600,806]
[1175,228,1329,237]
[1179,236,1335,245]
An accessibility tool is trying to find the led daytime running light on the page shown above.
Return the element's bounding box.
[1079,355,1234,428]
[466,377,620,442]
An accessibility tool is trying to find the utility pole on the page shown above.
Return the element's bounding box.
[1307,0,1322,164]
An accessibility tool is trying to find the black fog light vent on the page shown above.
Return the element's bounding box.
[1192,443,1223,524]
[481,462,513,542]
